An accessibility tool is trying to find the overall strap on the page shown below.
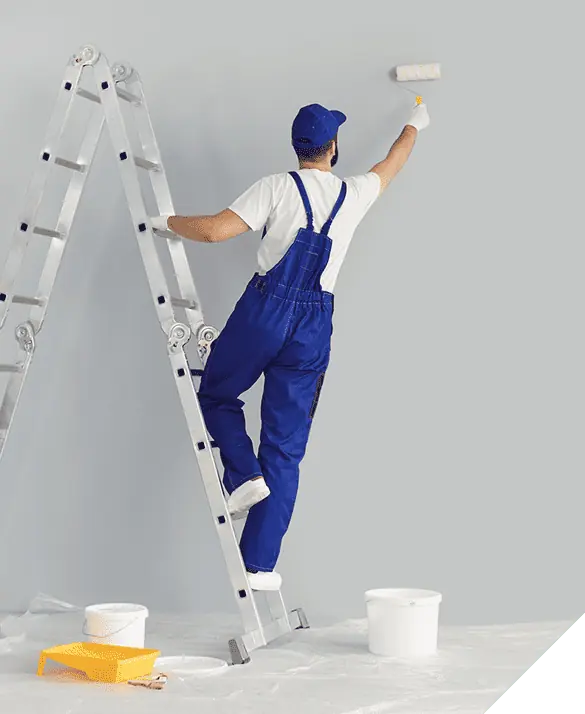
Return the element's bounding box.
[321,181,347,236]
[289,171,314,230]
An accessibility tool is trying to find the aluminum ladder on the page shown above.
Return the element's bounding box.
[0,44,308,664]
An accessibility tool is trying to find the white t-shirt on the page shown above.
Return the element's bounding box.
[229,168,381,293]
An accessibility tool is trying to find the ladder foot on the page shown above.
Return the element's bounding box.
[228,637,250,665]
[291,607,310,630]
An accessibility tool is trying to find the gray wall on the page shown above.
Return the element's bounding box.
[0,0,583,626]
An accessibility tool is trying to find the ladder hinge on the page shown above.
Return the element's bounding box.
[167,323,191,353]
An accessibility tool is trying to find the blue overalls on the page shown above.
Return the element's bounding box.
[199,171,347,572]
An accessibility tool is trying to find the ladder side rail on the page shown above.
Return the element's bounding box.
[96,55,265,638]
[28,107,105,334]
[0,344,31,452]
[0,60,85,329]
[0,53,104,459]
[169,349,266,637]
[0,100,103,454]
[121,65,296,645]
[92,56,177,336]
[121,68,204,335]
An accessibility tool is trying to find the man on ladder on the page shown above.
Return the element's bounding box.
[153,101,430,591]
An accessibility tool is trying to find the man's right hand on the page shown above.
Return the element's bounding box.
[406,102,430,132]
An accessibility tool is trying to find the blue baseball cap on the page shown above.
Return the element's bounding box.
[292,103,347,149]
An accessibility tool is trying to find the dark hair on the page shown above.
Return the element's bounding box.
[294,137,335,162]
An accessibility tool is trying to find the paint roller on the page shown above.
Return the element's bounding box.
[393,63,441,105]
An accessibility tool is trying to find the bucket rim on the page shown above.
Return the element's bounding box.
[85,603,149,619]
[154,655,229,677]
[364,588,442,606]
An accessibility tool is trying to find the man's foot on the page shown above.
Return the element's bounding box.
[246,570,282,591]
[227,476,270,516]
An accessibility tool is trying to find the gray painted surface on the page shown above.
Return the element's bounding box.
[0,0,583,625]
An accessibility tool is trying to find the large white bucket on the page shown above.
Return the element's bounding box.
[84,603,149,648]
[365,589,442,657]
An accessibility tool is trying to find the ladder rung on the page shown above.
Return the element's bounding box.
[76,88,101,104]
[134,156,160,172]
[170,297,198,310]
[33,227,63,239]
[76,87,140,105]
[55,157,86,173]
[152,227,176,238]
[0,364,23,373]
[12,295,44,307]
[115,87,141,104]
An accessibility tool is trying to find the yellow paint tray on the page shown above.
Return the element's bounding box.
[37,642,161,683]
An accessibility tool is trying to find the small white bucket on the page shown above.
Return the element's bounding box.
[84,603,149,648]
[365,588,442,657]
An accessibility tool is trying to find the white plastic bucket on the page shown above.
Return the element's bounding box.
[84,603,149,648]
[365,588,442,657]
